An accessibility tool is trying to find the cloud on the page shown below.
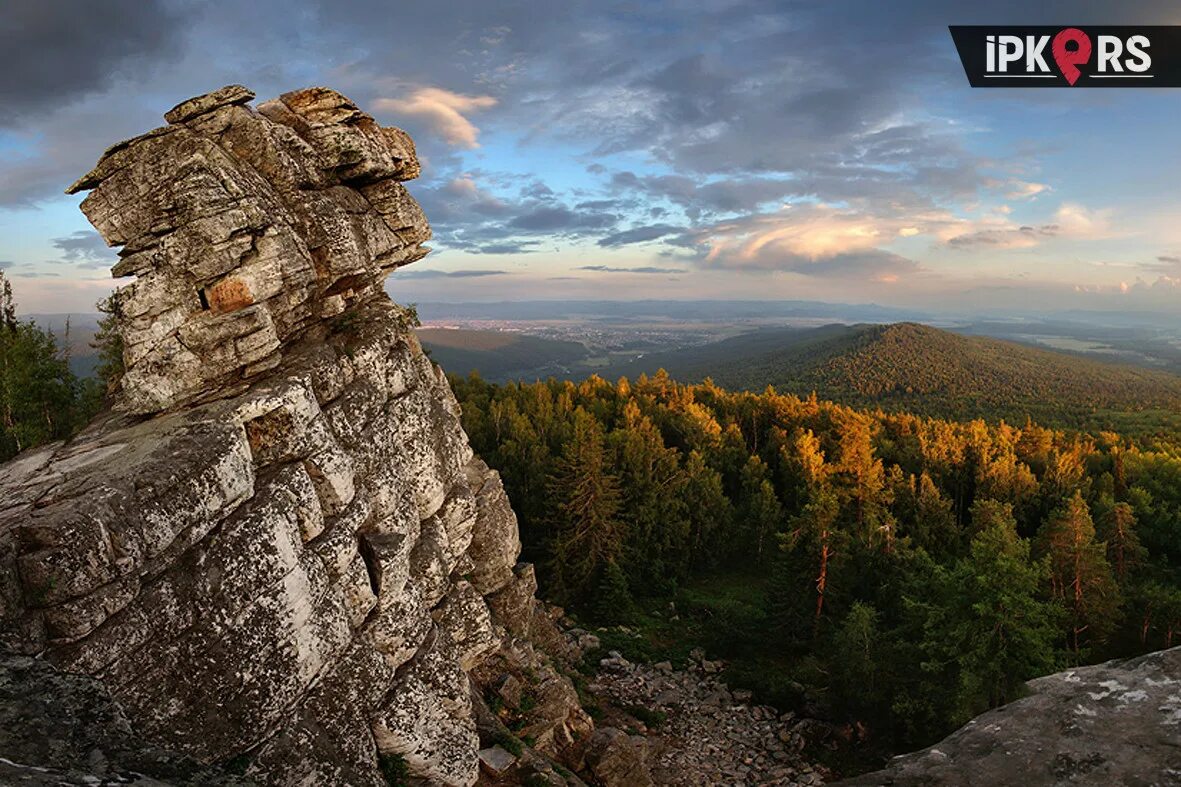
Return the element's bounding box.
[610,172,796,220]
[1005,180,1049,199]
[578,265,687,274]
[695,205,892,261]
[1141,254,1181,274]
[52,230,112,262]
[946,203,1115,250]
[1052,202,1113,238]
[597,224,682,247]
[671,204,922,281]
[394,268,509,279]
[509,206,616,232]
[0,261,12,270]
[947,224,1058,249]
[0,0,186,128]
[374,87,497,148]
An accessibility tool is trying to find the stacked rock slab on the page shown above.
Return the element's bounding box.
[66,84,429,415]
[0,87,583,786]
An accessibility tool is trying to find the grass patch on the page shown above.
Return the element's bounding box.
[623,704,667,728]
[491,731,524,757]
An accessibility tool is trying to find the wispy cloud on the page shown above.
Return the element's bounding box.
[597,224,682,248]
[394,268,509,279]
[374,87,497,148]
[578,264,687,274]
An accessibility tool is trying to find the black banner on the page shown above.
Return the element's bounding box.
[949,26,1181,87]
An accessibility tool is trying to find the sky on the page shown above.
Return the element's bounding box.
[3,0,1181,315]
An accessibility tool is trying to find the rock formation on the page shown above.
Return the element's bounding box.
[0,86,588,786]
[836,646,1181,786]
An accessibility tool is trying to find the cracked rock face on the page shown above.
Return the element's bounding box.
[0,86,579,787]
[68,85,429,415]
[836,647,1181,787]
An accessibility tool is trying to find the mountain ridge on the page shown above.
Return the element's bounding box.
[606,321,1181,425]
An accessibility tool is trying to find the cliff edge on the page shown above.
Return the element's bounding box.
[0,86,588,786]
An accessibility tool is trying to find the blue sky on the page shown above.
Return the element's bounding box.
[3,0,1181,314]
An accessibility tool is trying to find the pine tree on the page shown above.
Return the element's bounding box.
[613,401,688,590]
[738,455,783,563]
[1097,502,1144,582]
[787,485,842,629]
[0,273,87,460]
[829,602,882,721]
[1038,491,1120,655]
[911,472,960,558]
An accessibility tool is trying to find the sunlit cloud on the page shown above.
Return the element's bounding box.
[374,87,497,148]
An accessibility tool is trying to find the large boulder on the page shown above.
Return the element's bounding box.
[837,646,1181,786]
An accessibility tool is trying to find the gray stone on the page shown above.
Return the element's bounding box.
[836,647,1181,786]
[477,745,517,776]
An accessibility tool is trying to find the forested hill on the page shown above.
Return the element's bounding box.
[610,322,1181,428]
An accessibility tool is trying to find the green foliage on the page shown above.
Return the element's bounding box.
[0,271,98,461]
[1037,491,1121,656]
[330,309,363,338]
[591,561,639,625]
[452,368,1181,761]
[91,293,125,400]
[545,409,625,605]
[919,504,1062,724]
[491,730,524,756]
[623,704,667,728]
[377,753,410,786]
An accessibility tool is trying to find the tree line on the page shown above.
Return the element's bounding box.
[451,369,1181,752]
[0,271,117,461]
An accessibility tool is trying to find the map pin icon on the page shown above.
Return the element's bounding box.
[1052,28,1091,86]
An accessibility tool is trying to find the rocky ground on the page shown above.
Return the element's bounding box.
[588,649,830,787]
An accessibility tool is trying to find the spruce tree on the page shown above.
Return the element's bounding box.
[545,409,624,604]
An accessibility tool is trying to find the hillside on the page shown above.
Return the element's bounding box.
[417,327,590,381]
[609,322,1181,427]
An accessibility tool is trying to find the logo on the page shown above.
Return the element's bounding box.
[950,26,1181,87]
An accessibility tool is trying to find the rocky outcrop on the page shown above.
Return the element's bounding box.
[837,647,1181,786]
[66,84,428,416]
[0,86,584,787]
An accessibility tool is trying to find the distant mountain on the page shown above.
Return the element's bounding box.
[607,322,1181,426]
[417,328,590,381]
[414,299,928,323]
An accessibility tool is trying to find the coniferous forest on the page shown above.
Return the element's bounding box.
[0,272,109,461]
[451,370,1181,761]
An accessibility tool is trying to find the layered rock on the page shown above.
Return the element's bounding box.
[0,86,585,787]
[837,646,1181,786]
[66,84,428,415]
